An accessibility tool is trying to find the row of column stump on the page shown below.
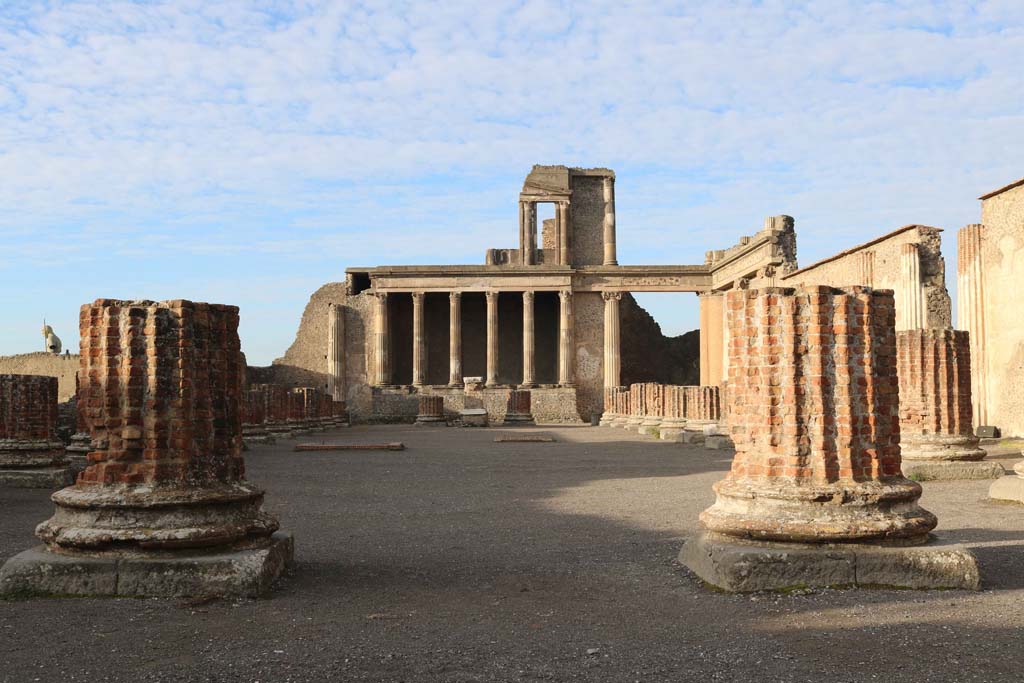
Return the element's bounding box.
[0,287,1022,597]
[600,383,726,446]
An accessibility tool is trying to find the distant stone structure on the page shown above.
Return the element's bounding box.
[681,286,979,592]
[263,165,796,426]
[0,374,72,488]
[41,323,61,355]
[0,299,292,598]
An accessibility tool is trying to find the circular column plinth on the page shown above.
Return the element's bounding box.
[901,434,987,462]
[36,482,280,552]
[700,476,937,544]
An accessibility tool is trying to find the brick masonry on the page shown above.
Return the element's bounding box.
[699,286,937,543]
[896,328,986,461]
[35,299,281,551]
[0,373,67,474]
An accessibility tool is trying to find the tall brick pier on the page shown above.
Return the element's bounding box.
[0,299,292,598]
[681,286,978,591]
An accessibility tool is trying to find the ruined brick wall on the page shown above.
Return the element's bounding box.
[78,299,246,486]
[572,291,604,421]
[726,286,902,482]
[975,184,1024,436]
[0,352,78,402]
[782,225,951,330]
[0,374,58,441]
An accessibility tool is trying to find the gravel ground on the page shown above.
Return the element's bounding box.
[3,424,1024,683]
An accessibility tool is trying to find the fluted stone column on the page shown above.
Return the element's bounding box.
[896,329,1000,480]
[373,292,392,387]
[680,286,978,592]
[522,291,536,388]
[0,299,292,598]
[958,224,988,427]
[522,203,537,266]
[449,291,463,387]
[602,177,617,266]
[558,289,575,386]
[557,202,571,266]
[897,243,925,331]
[327,303,345,402]
[603,292,622,388]
[486,291,499,387]
[412,292,426,388]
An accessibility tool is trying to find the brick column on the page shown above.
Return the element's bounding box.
[412,292,426,388]
[639,383,664,436]
[505,390,534,424]
[0,300,295,597]
[0,374,71,488]
[522,291,536,388]
[602,292,621,389]
[558,289,575,387]
[373,292,392,387]
[659,385,687,442]
[449,292,463,387]
[486,291,499,387]
[680,287,978,592]
[897,329,999,479]
[683,385,721,432]
[557,202,571,265]
[602,176,617,266]
[327,303,345,402]
[958,224,988,427]
[416,395,445,425]
[705,287,934,542]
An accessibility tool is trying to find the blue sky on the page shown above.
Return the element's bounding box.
[1,1,1022,364]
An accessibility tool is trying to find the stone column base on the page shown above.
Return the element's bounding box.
[680,531,979,592]
[624,417,644,432]
[610,417,630,429]
[0,532,293,598]
[704,435,734,450]
[903,459,1004,481]
[659,418,687,442]
[901,435,987,462]
[989,466,1024,503]
[598,413,617,427]
[638,418,662,437]
[0,467,74,489]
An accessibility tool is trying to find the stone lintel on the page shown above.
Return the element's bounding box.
[680,532,980,592]
[0,532,293,598]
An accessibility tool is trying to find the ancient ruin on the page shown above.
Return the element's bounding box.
[265,165,797,427]
[0,299,292,598]
[681,286,979,591]
[0,374,73,488]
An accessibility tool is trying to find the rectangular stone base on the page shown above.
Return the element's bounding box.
[989,475,1024,503]
[0,467,74,489]
[0,532,293,598]
[704,435,734,450]
[680,532,980,592]
[902,460,1004,481]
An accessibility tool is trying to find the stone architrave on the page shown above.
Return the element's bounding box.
[0,374,73,488]
[897,329,1001,480]
[680,286,979,592]
[0,299,292,598]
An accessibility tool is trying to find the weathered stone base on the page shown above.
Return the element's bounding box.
[680,431,705,445]
[638,419,662,437]
[902,459,1004,481]
[414,417,447,427]
[988,474,1024,504]
[680,531,980,592]
[0,467,74,489]
[0,532,293,598]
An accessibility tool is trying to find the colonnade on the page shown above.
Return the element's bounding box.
[372,290,577,389]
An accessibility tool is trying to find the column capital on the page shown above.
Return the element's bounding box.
[412,291,425,303]
[486,291,499,303]
[522,290,535,303]
[602,291,622,302]
[449,290,462,302]
[373,290,389,302]
[559,289,572,301]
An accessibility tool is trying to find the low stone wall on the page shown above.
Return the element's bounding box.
[0,352,78,402]
[356,386,583,425]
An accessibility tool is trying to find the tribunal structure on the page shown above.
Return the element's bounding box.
[271,165,799,424]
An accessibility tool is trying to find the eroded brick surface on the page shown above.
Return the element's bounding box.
[0,374,58,442]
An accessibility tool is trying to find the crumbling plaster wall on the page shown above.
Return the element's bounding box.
[978,184,1024,436]
[781,225,951,330]
[0,352,78,402]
